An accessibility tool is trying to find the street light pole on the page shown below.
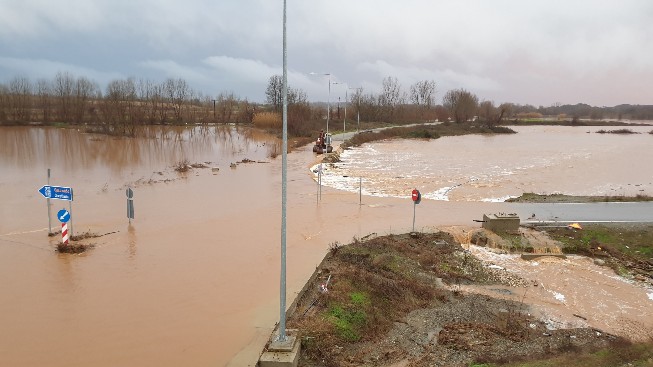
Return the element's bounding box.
[327,74,331,134]
[212,99,217,120]
[278,0,288,343]
[344,88,347,133]
[333,81,348,133]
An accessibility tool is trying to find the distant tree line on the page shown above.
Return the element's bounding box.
[3,72,650,136]
[0,72,255,134]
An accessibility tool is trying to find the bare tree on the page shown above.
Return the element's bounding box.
[8,76,32,122]
[378,76,405,120]
[442,88,479,123]
[54,72,75,122]
[71,76,98,124]
[0,83,8,123]
[410,80,437,120]
[36,78,53,123]
[265,75,283,111]
[164,78,189,122]
[217,91,237,123]
[479,100,495,124]
[409,80,436,107]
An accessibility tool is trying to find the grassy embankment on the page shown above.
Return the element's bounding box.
[470,341,653,367]
[507,192,653,203]
[502,118,652,127]
[339,122,516,150]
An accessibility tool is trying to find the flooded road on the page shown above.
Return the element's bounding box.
[0,125,651,366]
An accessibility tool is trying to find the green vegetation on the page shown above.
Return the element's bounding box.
[473,341,653,367]
[506,192,653,203]
[340,122,516,150]
[546,224,653,263]
[596,128,639,134]
[327,304,366,342]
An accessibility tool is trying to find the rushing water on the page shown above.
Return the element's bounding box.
[0,125,651,366]
[320,125,653,202]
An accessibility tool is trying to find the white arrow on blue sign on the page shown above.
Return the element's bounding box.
[38,185,73,201]
[57,209,71,223]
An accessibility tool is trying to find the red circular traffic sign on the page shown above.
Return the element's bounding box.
[411,189,420,202]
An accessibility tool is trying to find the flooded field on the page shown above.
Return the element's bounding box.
[0,125,651,366]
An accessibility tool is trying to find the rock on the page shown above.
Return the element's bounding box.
[594,259,606,266]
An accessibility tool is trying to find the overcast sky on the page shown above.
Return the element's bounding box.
[1,0,651,107]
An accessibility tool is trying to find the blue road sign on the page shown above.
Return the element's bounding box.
[38,185,73,201]
[57,209,71,223]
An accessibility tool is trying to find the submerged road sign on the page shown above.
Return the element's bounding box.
[38,185,73,201]
[57,209,71,223]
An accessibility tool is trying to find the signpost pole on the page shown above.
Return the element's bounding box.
[411,189,420,233]
[61,222,69,246]
[38,185,74,236]
[57,208,71,247]
[413,201,416,232]
[69,197,73,238]
[359,177,362,205]
[47,169,52,235]
[126,187,134,224]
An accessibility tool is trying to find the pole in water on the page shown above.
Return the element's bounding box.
[69,195,73,239]
[318,164,322,201]
[61,222,69,246]
[47,168,52,235]
[126,187,135,224]
[359,177,362,205]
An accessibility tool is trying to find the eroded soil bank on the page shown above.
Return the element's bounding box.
[289,228,653,367]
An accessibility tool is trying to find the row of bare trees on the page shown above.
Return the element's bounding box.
[0,73,255,132]
[2,71,522,135]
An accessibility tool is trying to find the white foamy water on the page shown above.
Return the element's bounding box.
[318,125,653,202]
[466,244,653,341]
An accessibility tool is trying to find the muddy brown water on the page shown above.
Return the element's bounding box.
[0,125,651,366]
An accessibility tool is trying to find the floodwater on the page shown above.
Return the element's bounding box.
[0,125,652,366]
[323,125,653,202]
[463,246,653,342]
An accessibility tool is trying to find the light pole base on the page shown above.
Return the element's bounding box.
[259,329,300,367]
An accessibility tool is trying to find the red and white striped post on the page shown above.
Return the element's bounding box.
[61,222,69,245]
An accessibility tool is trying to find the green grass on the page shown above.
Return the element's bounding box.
[327,303,367,342]
[349,291,370,306]
[476,342,653,366]
[550,224,653,261]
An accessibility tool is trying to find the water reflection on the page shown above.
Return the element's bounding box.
[0,125,280,177]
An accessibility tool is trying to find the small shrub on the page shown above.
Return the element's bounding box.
[596,128,637,134]
[174,159,191,172]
